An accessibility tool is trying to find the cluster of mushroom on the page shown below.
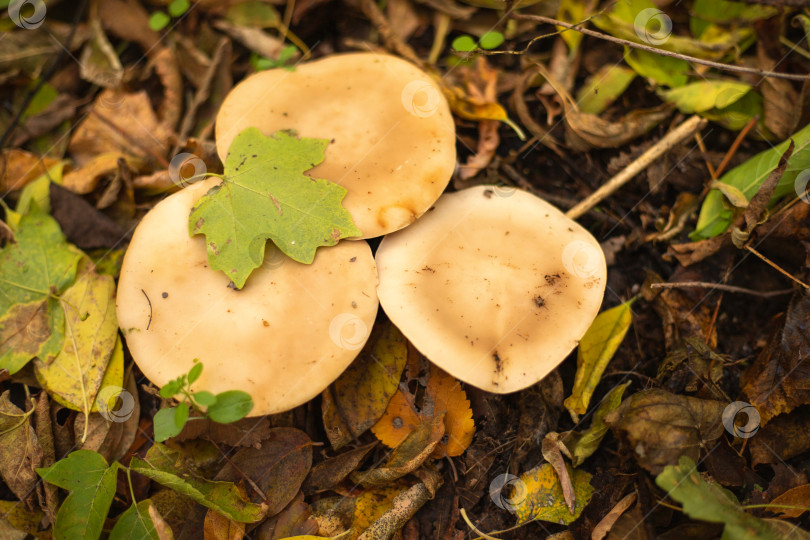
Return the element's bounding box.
[116,53,607,417]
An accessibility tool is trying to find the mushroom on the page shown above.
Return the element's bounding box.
[375,185,607,393]
[116,178,379,416]
[215,52,456,239]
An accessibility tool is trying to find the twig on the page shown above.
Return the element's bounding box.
[650,281,794,297]
[566,115,706,219]
[358,0,424,67]
[714,115,758,179]
[508,13,810,82]
[745,245,810,290]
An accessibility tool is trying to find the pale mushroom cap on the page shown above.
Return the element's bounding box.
[215,52,456,239]
[117,178,379,416]
[375,186,607,393]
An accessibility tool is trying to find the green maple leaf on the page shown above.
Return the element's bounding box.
[189,128,361,288]
[0,207,82,373]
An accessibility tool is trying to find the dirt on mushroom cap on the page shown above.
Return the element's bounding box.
[214,52,456,240]
[116,178,379,416]
[374,185,607,393]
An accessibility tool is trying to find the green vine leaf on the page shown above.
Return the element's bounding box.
[130,443,265,522]
[109,500,159,540]
[36,450,120,540]
[0,207,82,374]
[189,128,360,288]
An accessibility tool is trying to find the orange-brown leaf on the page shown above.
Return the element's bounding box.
[425,366,475,457]
[371,390,420,449]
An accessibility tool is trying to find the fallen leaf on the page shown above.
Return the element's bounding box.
[254,491,319,539]
[62,152,147,195]
[624,48,689,88]
[742,292,810,424]
[0,149,60,193]
[0,392,41,506]
[457,119,499,181]
[68,90,171,167]
[693,121,810,240]
[36,449,120,540]
[323,323,408,449]
[356,470,442,540]
[129,443,265,523]
[425,367,475,458]
[50,182,129,250]
[592,492,637,540]
[303,443,376,494]
[203,509,245,540]
[565,299,635,419]
[175,416,275,447]
[214,428,312,517]
[0,500,45,538]
[189,128,360,288]
[767,484,810,518]
[0,207,82,374]
[34,267,120,436]
[749,408,810,467]
[564,104,672,150]
[660,80,751,113]
[371,390,421,449]
[514,462,594,524]
[604,389,725,474]
[110,500,160,540]
[351,416,444,487]
[78,12,123,88]
[350,483,408,539]
[656,455,790,540]
[561,382,630,467]
[542,433,576,513]
[575,65,636,115]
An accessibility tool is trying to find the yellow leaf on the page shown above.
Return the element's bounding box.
[92,336,124,413]
[514,463,594,524]
[564,298,635,419]
[34,267,119,436]
[425,367,475,457]
[350,483,408,539]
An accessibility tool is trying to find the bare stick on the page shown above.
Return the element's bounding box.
[509,14,810,82]
[745,245,810,290]
[650,281,794,297]
[566,115,706,219]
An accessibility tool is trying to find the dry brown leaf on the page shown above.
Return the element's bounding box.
[425,367,475,458]
[0,392,42,507]
[767,484,810,518]
[542,432,576,513]
[303,443,376,494]
[457,119,499,181]
[98,0,160,52]
[592,492,637,540]
[62,152,147,194]
[0,149,60,193]
[68,90,171,167]
[254,491,319,539]
[564,104,673,150]
[742,292,810,425]
[442,57,508,122]
[604,389,725,474]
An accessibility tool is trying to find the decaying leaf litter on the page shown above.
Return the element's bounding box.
[2,0,810,538]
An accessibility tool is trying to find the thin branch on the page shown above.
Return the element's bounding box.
[566,115,706,219]
[745,245,810,290]
[505,13,810,82]
[650,281,795,298]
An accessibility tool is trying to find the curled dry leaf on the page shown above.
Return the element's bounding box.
[742,292,810,425]
[0,149,61,193]
[203,509,245,540]
[604,389,725,474]
[352,416,444,487]
[0,392,42,506]
[254,491,319,539]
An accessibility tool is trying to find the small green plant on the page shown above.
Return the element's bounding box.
[154,360,254,442]
[148,0,191,32]
[451,31,505,53]
[251,44,298,72]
